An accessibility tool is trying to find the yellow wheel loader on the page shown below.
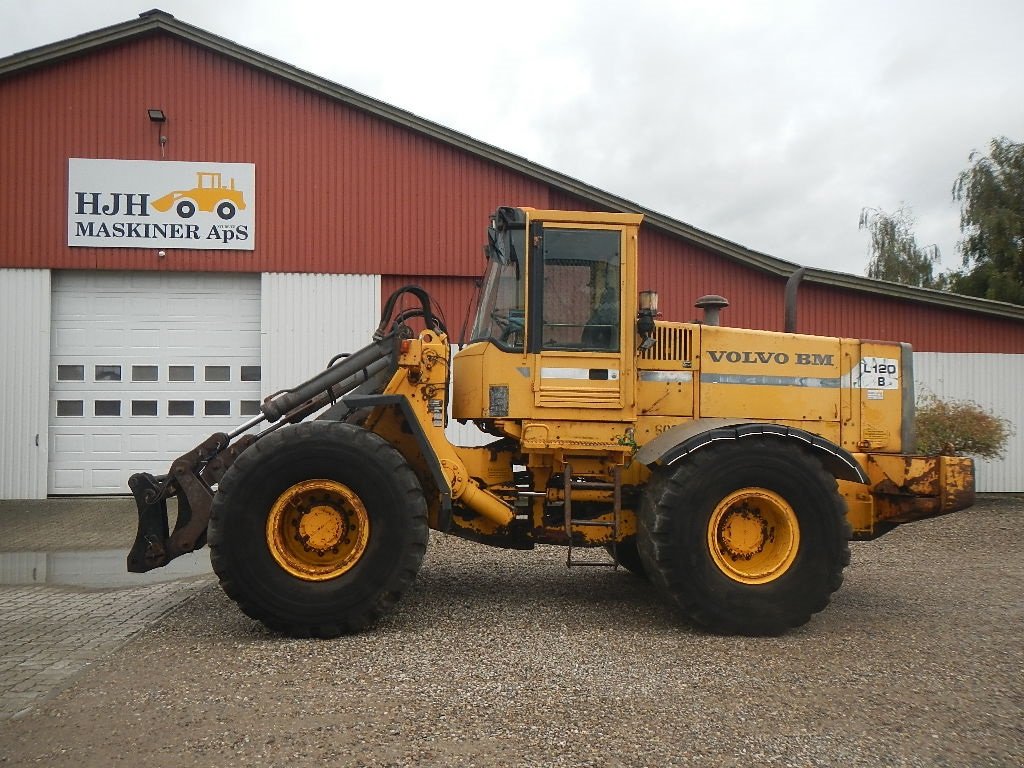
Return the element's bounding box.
[126,207,975,637]
[150,171,246,220]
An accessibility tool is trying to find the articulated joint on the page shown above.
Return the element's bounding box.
[457,482,516,527]
[441,458,515,527]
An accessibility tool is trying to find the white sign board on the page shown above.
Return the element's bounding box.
[68,158,255,250]
[856,357,900,390]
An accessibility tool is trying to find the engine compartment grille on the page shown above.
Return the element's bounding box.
[639,324,692,363]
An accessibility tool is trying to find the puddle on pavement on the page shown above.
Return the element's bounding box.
[0,548,211,588]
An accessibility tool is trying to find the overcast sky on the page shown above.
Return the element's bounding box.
[3,0,1021,275]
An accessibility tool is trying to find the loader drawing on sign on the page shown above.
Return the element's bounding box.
[124,207,976,638]
[151,171,246,220]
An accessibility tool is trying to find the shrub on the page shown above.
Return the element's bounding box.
[914,393,1013,459]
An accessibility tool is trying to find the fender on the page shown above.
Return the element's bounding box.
[339,394,453,528]
[635,418,868,484]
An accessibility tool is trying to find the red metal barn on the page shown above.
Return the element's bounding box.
[1,10,1022,498]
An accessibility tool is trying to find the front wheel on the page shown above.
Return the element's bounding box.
[208,421,428,637]
[638,440,850,635]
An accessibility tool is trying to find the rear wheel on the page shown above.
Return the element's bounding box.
[216,201,236,220]
[208,421,428,637]
[606,536,647,578]
[638,440,850,635]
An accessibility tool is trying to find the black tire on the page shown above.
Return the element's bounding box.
[638,440,850,636]
[606,536,647,578]
[216,201,236,220]
[208,421,428,637]
[176,199,196,218]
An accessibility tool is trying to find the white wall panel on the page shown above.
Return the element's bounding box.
[0,269,51,499]
[261,273,381,401]
[914,352,1024,492]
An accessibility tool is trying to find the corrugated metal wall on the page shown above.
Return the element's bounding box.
[639,227,788,330]
[914,352,1024,492]
[260,273,380,399]
[0,269,51,498]
[796,283,1024,353]
[0,34,552,277]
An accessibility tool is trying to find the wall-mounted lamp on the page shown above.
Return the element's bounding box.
[147,108,168,157]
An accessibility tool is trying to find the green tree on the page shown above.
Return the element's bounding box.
[859,205,941,288]
[949,136,1024,304]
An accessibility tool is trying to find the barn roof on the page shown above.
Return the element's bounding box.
[3,8,1022,322]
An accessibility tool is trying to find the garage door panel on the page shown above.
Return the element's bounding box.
[168,433,203,451]
[51,469,85,492]
[90,469,122,490]
[127,433,166,454]
[53,434,86,454]
[59,295,97,316]
[91,434,123,454]
[53,328,90,351]
[49,272,261,495]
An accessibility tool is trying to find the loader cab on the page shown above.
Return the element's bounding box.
[455,207,643,424]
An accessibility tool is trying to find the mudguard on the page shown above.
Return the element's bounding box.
[635,418,869,484]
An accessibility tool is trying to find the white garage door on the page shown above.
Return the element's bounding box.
[49,272,262,495]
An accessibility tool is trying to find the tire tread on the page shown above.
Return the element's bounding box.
[208,421,428,638]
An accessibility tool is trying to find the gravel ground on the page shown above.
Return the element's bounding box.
[0,496,1021,767]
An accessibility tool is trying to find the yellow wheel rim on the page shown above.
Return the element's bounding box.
[266,479,370,582]
[707,487,799,585]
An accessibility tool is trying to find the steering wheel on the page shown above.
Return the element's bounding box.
[490,310,521,343]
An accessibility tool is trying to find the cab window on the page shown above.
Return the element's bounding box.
[540,228,620,352]
[469,229,525,351]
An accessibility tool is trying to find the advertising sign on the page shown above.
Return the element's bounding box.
[68,158,255,250]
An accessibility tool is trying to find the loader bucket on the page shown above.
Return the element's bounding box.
[126,472,172,572]
[150,192,177,213]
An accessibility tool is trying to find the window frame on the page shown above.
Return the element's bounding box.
[527,221,624,355]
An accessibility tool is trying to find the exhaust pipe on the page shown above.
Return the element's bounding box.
[785,267,807,333]
[695,294,730,326]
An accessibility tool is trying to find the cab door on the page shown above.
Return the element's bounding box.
[527,220,635,416]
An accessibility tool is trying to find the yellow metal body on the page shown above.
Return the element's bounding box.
[357,208,974,550]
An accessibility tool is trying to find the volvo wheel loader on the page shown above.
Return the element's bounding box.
[126,207,975,637]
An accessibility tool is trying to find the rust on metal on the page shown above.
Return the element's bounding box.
[862,453,975,530]
[200,434,256,485]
